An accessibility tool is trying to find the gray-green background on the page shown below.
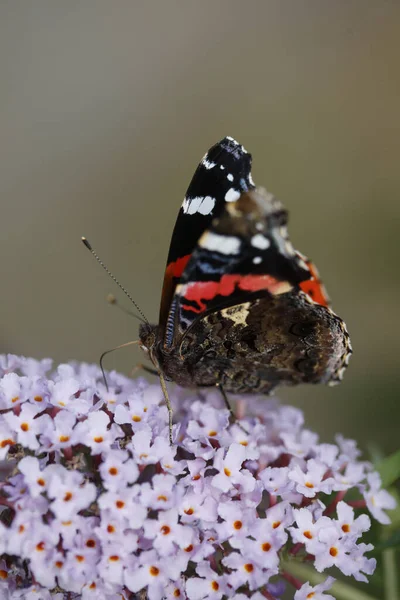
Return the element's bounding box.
[1,2,399,453]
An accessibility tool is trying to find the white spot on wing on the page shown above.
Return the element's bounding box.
[202,159,216,170]
[220,165,225,170]
[251,234,270,250]
[182,196,216,215]
[227,173,234,182]
[199,231,241,255]
[225,188,241,203]
[252,256,262,264]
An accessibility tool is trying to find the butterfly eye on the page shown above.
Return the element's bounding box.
[289,321,315,338]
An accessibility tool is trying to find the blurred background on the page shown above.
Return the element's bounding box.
[1,1,399,454]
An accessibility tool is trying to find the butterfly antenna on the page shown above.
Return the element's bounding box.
[81,237,149,324]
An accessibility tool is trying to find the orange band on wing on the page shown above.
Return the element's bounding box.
[181,274,289,314]
[299,260,329,307]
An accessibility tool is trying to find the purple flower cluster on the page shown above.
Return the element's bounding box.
[0,354,395,600]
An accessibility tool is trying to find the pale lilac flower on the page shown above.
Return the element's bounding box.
[281,429,319,458]
[186,561,229,600]
[98,449,139,490]
[289,459,335,498]
[212,443,255,493]
[259,466,295,499]
[288,508,332,550]
[140,473,180,510]
[74,411,123,454]
[0,373,29,408]
[143,508,193,556]
[18,456,61,498]
[124,550,187,600]
[179,489,218,525]
[3,403,45,450]
[41,409,77,450]
[130,425,170,465]
[222,551,267,590]
[0,355,394,599]
[364,472,396,524]
[47,469,97,519]
[294,576,336,600]
[187,402,230,442]
[98,488,146,529]
[217,501,256,541]
[335,501,371,539]
[0,420,16,459]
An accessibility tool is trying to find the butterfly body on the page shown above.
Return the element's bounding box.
[139,138,351,395]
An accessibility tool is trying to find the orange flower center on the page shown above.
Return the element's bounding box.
[233,520,243,530]
[0,439,15,448]
[161,525,171,535]
[244,563,254,572]
[224,467,231,477]
[303,530,313,539]
[262,542,271,552]
[272,521,281,529]
[149,566,160,577]
[330,546,338,557]
[211,581,219,591]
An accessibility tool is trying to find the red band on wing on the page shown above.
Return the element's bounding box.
[181,273,283,313]
[166,254,191,279]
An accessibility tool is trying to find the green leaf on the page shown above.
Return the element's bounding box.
[373,530,400,553]
[378,449,400,488]
[281,560,379,600]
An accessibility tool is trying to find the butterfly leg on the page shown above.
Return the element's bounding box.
[159,372,174,445]
[216,383,247,433]
[216,383,236,420]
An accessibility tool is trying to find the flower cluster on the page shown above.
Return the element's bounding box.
[0,354,395,599]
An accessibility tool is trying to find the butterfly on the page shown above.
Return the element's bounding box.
[139,137,352,437]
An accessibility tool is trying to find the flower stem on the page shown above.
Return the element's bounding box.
[281,570,303,590]
[324,490,347,515]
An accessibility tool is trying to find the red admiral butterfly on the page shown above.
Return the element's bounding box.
[139,137,352,427]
